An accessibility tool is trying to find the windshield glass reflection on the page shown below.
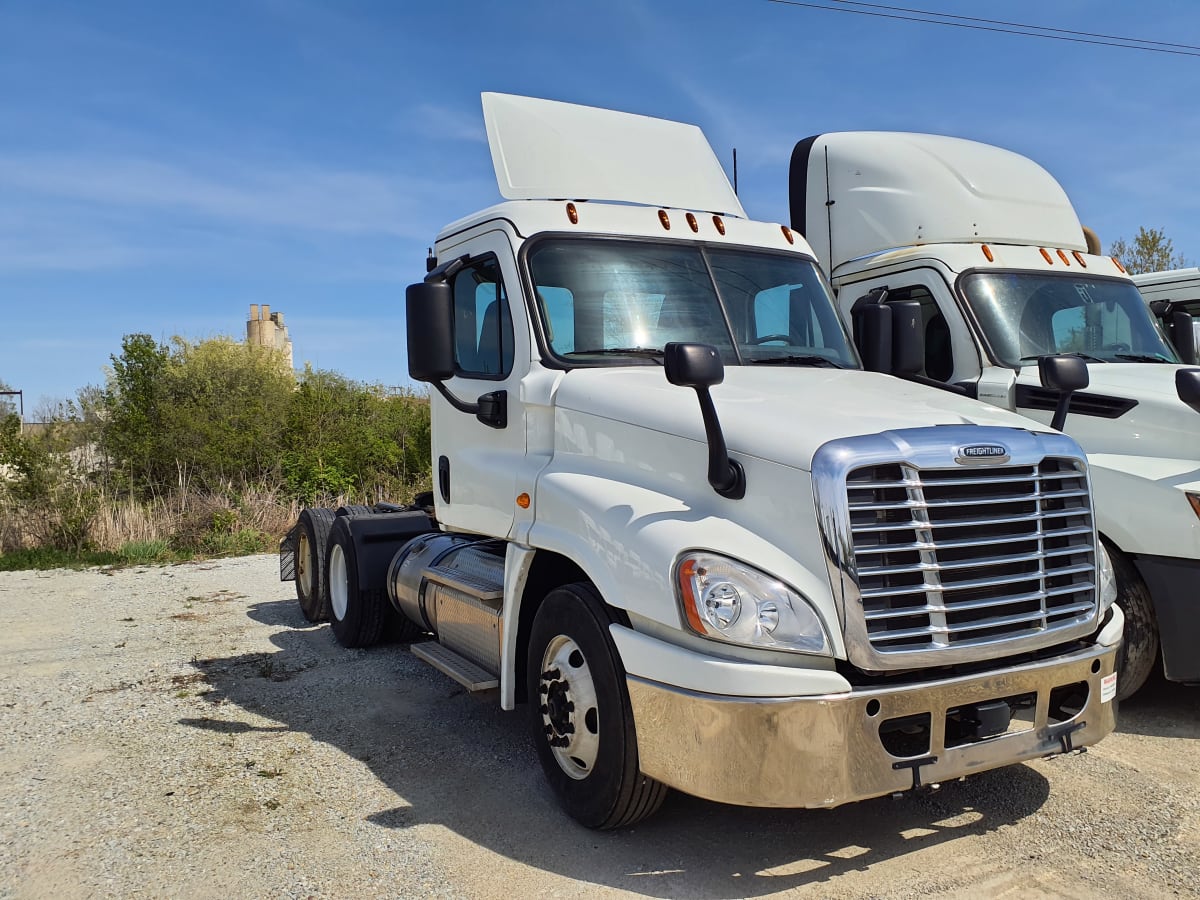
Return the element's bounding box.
[961,273,1178,367]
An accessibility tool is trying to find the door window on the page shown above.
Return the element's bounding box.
[451,258,514,377]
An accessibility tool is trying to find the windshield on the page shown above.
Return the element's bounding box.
[962,272,1179,367]
[526,238,859,368]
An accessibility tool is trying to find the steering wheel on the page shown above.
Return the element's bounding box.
[1101,342,1131,352]
[750,334,791,345]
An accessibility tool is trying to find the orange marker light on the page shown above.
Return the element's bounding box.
[677,559,707,634]
[658,209,671,230]
[712,215,725,235]
[1057,249,1071,266]
[1112,256,1127,273]
[516,493,530,509]
[686,212,699,233]
[1040,248,1054,264]
[1073,251,1087,267]
[566,202,578,225]
[982,244,994,262]
[781,225,794,244]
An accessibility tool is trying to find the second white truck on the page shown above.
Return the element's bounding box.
[789,131,1200,698]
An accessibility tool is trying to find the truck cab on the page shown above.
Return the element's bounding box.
[306,97,1121,829]
[1133,267,1200,365]
[791,131,1200,698]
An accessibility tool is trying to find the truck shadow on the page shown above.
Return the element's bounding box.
[188,597,1055,898]
[1115,669,1200,740]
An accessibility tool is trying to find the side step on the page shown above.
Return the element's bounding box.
[411,642,499,692]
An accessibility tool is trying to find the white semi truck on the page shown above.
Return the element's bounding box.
[284,95,1122,828]
[789,132,1200,699]
[1133,268,1200,364]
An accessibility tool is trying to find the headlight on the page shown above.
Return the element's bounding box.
[675,552,830,655]
[1097,543,1117,615]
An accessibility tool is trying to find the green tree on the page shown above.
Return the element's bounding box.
[0,379,18,419]
[101,333,173,488]
[1107,226,1189,275]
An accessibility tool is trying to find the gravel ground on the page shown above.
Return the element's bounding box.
[1,554,1197,899]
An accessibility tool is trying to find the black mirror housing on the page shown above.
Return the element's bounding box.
[1038,355,1090,431]
[888,300,924,377]
[1169,311,1197,365]
[1177,368,1200,414]
[664,342,724,388]
[406,281,456,383]
[1038,355,1090,394]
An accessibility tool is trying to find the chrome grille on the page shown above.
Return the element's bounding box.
[847,457,1096,657]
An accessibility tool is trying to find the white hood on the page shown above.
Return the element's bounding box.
[555,366,1047,472]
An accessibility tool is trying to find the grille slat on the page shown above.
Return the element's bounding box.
[853,524,1094,556]
[846,457,1097,656]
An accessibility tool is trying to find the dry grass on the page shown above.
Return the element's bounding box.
[0,482,305,555]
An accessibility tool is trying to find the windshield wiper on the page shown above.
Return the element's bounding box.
[748,355,845,368]
[1019,352,1107,364]
[564,347,665,364]
[1113,353,1173,363]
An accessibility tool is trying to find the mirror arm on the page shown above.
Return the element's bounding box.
[695,387,746,499]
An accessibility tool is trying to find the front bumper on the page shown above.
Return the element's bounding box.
[627,611,1121,809]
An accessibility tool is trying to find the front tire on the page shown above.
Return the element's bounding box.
[295,508,335,623]
[1108,542,1159,701]
[325,520,388,649]
[526,583,667,829]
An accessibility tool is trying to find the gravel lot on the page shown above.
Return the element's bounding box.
[1,554,1197,899]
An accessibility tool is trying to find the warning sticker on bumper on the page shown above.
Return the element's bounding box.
[1101,672,1118,703]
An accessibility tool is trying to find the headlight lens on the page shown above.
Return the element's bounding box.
[1097,543,1117,614]
[676,552,830,655]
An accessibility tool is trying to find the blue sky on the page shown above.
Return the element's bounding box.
[3,0,1199,411]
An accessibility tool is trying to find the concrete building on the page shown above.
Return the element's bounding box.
[246,304,294,369]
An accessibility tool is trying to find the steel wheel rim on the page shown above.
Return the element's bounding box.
[328,543,349,621]
[297,531,313,597]
[539,634,600,780]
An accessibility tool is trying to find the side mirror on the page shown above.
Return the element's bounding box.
[850,290,924,376]
[888,300,924,377]
[406,281,455,383]
[664,342,723,388]
[664,343,744,499]
[1169,311,1197,365]
[1177,368,1200,414]
[1038,355,1090,431]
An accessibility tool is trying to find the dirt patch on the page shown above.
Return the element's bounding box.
[1,555,1197,899]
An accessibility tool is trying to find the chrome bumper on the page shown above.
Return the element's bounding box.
[627,639,1118,809]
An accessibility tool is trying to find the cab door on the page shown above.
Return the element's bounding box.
[428,229,529,538]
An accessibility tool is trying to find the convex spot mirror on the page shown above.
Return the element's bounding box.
[1178,368,1200,414]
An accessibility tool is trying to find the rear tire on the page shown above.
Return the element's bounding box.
[1107,541,1159,701]
[326,521,388,649]
[526,583,667,829]
[295,508,335,623]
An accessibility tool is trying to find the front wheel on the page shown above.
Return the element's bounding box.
[1107,542,1159,701]
[526,583,667,829]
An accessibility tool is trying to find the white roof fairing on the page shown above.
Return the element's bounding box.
[481,92,747,218]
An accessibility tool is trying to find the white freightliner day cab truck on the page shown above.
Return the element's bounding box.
[789,132,1200,700]
[1133,268,1200,364]
[283,95,1123,829]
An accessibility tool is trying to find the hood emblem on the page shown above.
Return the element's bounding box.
[956,443,1011,465]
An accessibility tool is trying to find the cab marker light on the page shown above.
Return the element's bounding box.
[781,225,794,244]
[566,202,578,225]
[713,215,726,235]
[686,212,699,233]
[1040,248,1054,264]
[1073,251,1088,267]
[982,244,994,262]
[1057,249,1071,266]
[1112,256,1127,273]
[658,209,671,230]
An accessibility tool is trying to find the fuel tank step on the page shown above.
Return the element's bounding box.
[411,642,499,692]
